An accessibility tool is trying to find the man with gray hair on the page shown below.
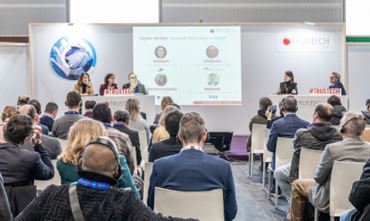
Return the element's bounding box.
[18,104,62,159]
[289,112,370,221]
[148,112,237,221]
[329,72,346,95]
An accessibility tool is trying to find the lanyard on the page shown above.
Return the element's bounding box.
[77,178,111,190]
[65,111,80,115]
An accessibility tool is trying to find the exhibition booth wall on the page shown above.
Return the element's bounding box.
[1,23,356,135]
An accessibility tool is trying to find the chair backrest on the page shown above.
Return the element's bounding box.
[361,128,370,142]
[154,187,224,221]
[56,138,68,150]
[143,162,153,205]
[138,130,149,163]
[34,160,61,191]
[251,124,268,154]
[299,148,323,179]
[263,129,272,163]
[330,161,365,217]
[275,137,294,168]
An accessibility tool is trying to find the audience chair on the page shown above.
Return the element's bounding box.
[138,130,149,164]
[34,160,61,191]
[143,162,153,206]
[56,138,68,150]
[267,137,294,208]
[361,128,370,142]
[299,148,323,179]
[263,129,272,190]
[249,124,269,178]
[154,187,224,221]
[329,161,365,221]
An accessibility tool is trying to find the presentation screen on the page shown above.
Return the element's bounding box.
[133,26,242,105]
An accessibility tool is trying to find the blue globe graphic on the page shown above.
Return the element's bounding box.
[49,36,97,80]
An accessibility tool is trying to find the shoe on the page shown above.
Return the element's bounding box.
[269,186,282,197]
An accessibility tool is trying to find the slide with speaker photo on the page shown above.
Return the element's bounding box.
[133,26,242,105]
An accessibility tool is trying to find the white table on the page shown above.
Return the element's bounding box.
[81,95,156,124]
[269,95,349,122]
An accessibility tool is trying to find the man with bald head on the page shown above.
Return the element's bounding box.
[18,105,62,159]
[274,103,342,200]
[17,137,197,221]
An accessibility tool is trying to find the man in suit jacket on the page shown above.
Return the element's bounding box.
[122,73,147,94]
[18,105,62,159]
[39,102,58,132]
[328,72,346,95]
[148,112,237,221]
[149,110,183,162]
[113,110,140,156]
[289,112,370,221]
[267,96,309,170]
[0,172,12,221]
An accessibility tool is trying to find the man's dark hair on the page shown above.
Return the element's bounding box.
[4,115,33,144]
[93,103,112,124]
[327,95,342,107]
[314,104,333,122]
[85,100,96,110]
[29,99,42,115]
[366,99,370,107]
[44,102,58,114]
[17,96,30,106]
[259,97,273,111]
[113,110,130,123]
[66,91,81,108]
[165,110,184,137]
[281,95,298,113]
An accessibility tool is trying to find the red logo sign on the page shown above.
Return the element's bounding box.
[283,38,291,45]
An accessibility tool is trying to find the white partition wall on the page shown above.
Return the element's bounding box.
[29,23,344,134]
[347,44,370,114]
[0,43,29,111]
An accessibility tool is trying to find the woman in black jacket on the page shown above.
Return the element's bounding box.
[0,115,54,215]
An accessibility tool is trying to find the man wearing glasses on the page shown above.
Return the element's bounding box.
[122,72,147,95]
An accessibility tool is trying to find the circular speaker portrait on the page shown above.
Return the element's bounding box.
[206,45,219,59]
[154,46,167,59]
[155,73,168,86]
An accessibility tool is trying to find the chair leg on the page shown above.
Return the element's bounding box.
[268,169,271,199]
[330,216,335,221]
[249,152,252,177]
[250,153,254,178]
[314,208,318,221]
[275,180,278,208]
[262,161,266,189]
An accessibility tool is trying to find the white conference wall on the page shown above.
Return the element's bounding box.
[347,44,370,114]
[0,43,29,111]
[29,23,344,135]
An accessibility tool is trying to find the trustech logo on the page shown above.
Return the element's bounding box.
[282,36,330,48]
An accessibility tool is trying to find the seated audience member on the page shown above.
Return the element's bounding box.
[0,106,17,144]
[113,110,141,162]
[99,73,118,95]
[19,105,62,159]
[52,91,84,139]
[17,137,197,221]
[0,115,54,215]
[329,72,346,95]
[56,118,138,196]
[267,96,309,170]
[327,95,347,125]
[83,100,96,118]
[126,98,151,144]
[148,112,237,221]
[40,102,58,131]
[274,104,342,200]
[17,95,29,106]
[289,112,370,221]
[154,96,174,124]
[0,172,12,221]
[362,99,370,125]
[149,109,183,162]
[247,97,278,151]
[74,72,94,96]
[152,105,179,144]
[266,98,285,129]
[107,129,140,199]
[28,99,49,135]
[340,157,370,221]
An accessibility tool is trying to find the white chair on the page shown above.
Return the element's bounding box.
[262,129,272,189]
[267,137,294,208]
[143,162,153,205]
[56,138,68,150]
[249,124,268,178]
[138,130,149,164]
[154,187,224,221]
[329,161,365,220]
[299,148,323,179]
[34,160,61,191]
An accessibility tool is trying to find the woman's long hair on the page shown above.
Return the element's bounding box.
[77,73,90,87]
[285,71,295,83]
[125,99,141,122]
[104,73,115,86]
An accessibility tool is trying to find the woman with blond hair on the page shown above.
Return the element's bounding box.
[125,99,150,144]
[152,105,179,144]
[153,96,173,124]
